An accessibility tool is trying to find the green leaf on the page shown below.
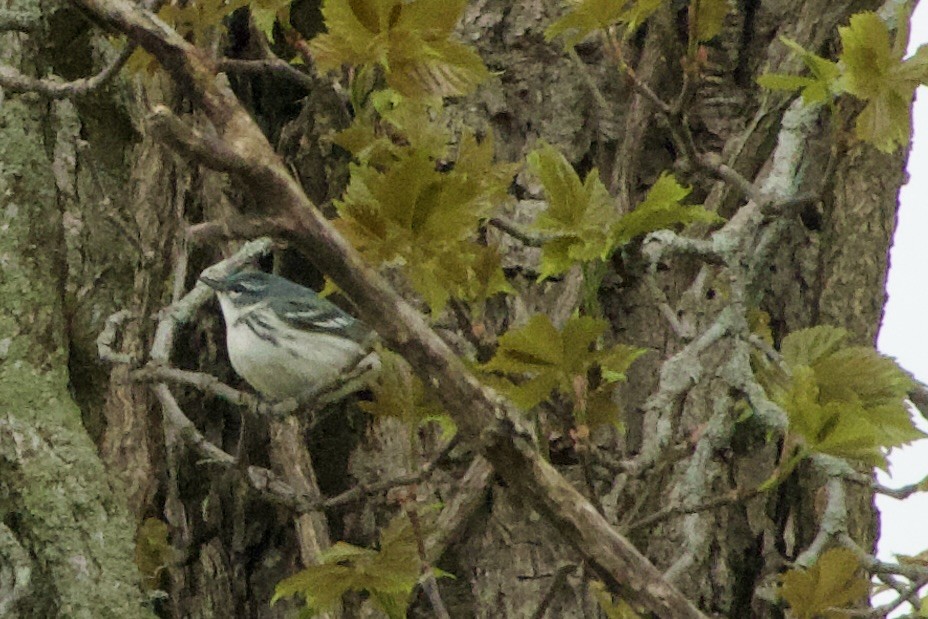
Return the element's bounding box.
[780,325,848,367]
[545,0,662,47]
[545,0,627,47]
[250,0,292,42]
[310,0,489,98]
[837,12,918,152]
[333,132,517,314]
[273,512,435,616]
[763,326,925,468]
[481,314,645,416]
[693,0,729,42]
[755,73,819,94]
[528,142,619,280]
[780,548,869,619]
[611,173,722,246]
[757,37,840,104]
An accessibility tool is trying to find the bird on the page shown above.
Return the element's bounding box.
[200,270,377,400]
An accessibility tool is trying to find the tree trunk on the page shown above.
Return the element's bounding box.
[0,0,912,617]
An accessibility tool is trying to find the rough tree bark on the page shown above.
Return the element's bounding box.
[0,0,916,617]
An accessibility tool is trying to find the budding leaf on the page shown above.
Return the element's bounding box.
[311,0,490,98]
[481,314,645,419]
[611,173,721,246]
[528,142,618,280]
[756,37,840,104]
[780,548,869,619]
[333,131,516,314]
[360,350,454,434]
[693,0,730,42]
[838,11,925,152]
[545,0,662,47]
[760,326,925,468]
[273,512,441,617]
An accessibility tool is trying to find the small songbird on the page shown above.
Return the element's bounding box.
[200,270,377,400]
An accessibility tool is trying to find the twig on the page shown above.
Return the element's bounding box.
[131,364,255,408]
[0,44,134,98]
[320,436,459,511]
[869,572,928,618]
[405,503,451,619]
[624,486,763,533]
[425,456,494,562]
[643,274,695,340]
[487,217,548,247]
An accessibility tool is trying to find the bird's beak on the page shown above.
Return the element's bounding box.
[199,275,226,291]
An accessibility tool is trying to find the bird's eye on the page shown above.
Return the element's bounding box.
[228,283,246,297]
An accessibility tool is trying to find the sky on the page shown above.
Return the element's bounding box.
[873,0,928,603]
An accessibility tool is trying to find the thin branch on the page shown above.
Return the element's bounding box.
[320,436,459,511]
[0,44,134,98]
[643,274,695,340]
[869,573,928,618]
[624,486,764,533]
[487,217,548,247]
[405,503,452,619]
[425,456,494,562]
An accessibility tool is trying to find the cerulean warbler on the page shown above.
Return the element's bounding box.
[201,270,377,400]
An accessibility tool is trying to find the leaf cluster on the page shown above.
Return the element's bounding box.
[758,11,928,152]
[333,121,517,315]
[779,548,869,619]
[480,314,646,427]
[310,0,490,99]
[528,143,721,280]
[757,326,924,469]
[273,512,442,618]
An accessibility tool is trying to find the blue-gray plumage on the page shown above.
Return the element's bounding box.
[200,270,376,399]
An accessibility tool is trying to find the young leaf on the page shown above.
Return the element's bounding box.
[779,325,848,367]
[273,512,439,616]
[780,548,869,619]
[837,12,925,152]
[310,0,489,98]
[756,37,840,103]
[481,314,645,417]
[761,326,925,468]
[333,132,516,314]
[545,0,662,47]
[693,0,730,42]
[591,580,643,618]
[527,142,619,280]
[611,173,721,246]
[545,0,628,47]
